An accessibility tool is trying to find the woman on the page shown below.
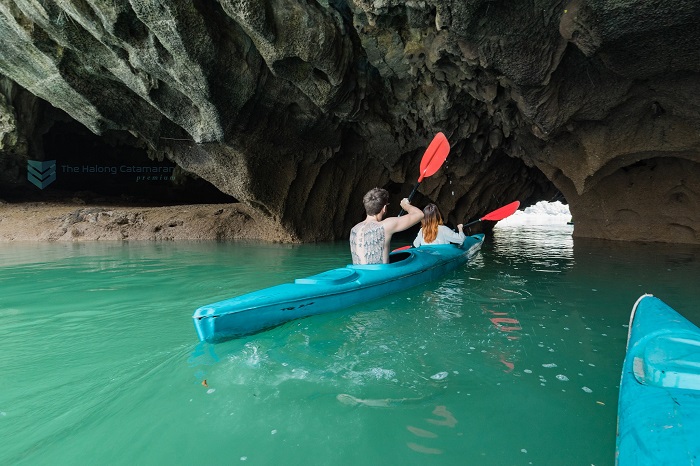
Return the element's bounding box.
[413,203,465,247]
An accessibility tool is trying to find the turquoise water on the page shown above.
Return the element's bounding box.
[2,225,700,465]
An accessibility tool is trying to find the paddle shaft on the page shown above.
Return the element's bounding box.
[397,182,421,217]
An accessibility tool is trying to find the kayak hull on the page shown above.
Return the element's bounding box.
[616,294,700,465]
[193,234,484,342]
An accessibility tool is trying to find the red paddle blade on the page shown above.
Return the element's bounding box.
[481,201,520,221]
[417,132,450,182]
[391,245,412,253]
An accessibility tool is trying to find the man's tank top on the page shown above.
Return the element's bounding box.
[349,221,385,265]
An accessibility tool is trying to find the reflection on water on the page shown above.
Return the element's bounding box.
[567,237,700,328]
[2,232,700,465]
[405,405,458,455]
[493,224,574,262]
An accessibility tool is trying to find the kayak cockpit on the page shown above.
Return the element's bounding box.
[634,333,700,391]
[349,250,417,270]
[389,251,412,263]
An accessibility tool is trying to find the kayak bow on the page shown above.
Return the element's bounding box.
[616,294,700,465]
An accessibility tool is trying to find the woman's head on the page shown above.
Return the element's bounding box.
[363,188,390,216]
[421,203,443,243]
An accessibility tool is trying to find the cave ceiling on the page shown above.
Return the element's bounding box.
[0,0,698,242]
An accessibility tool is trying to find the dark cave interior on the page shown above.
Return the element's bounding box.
[9,121,237,205]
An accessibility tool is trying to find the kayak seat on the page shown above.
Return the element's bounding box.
[295,268,359,285]
[634,334,700,391]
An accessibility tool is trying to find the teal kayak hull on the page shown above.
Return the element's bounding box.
[193,234,484,343]
[616,294,700,465]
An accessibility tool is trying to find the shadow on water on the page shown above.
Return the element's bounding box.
[568,236,700,326]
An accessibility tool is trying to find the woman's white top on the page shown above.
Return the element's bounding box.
[413,225,465,247]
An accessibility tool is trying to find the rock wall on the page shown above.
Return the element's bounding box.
[0,0,698,243]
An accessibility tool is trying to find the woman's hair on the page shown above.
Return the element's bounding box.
[421,203,443,243]
[363,188,389,215]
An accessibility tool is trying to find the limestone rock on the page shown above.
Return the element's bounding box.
[0,0,698,243]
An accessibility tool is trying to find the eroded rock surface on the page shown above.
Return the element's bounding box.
[0,0,698,243]
[0,202,291,242]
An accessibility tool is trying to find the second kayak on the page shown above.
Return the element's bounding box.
[616,294,700,465]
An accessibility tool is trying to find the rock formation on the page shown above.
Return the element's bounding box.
[0,0,698,243]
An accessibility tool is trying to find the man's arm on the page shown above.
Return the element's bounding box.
[384,198,423,235]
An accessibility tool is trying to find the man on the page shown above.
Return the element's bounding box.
[349,187,424,265]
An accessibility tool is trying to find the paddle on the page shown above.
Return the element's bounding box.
[398,132,450,216]
[464,201,520,227]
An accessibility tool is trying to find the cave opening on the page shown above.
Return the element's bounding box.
[36,121,237,206]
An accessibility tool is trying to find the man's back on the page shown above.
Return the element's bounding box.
[349,190,423,265]
[350,221,386,265]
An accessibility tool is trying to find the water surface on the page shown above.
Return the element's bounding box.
[2,226,700,465]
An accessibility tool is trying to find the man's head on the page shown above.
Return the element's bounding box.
[363,188,390,216]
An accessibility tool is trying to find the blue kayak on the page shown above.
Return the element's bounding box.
[193,234,485,343]
[616,294,700,465]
